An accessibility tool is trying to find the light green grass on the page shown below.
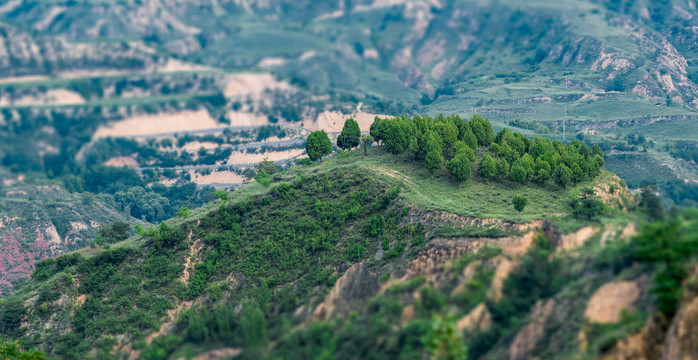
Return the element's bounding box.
[292,146,615,226]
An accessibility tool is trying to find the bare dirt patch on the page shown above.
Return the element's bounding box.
[457,303,492,332]
[223,73,292,99]
[259,57,286,68]
[226,110,270,127]
[145,300,193,346]
[192,348,241,360]
[509,299,556,360]
[180,238,204,284]
[0,88,85,106]
[585,280,640,323]
[94,109,223,138]
[153,59,215,73]
[557,226,599,251]
[487,256,517,302]
[225,149,305,165]
[313,262,378,320]
[0,75,50,84]
[189,170,244,185]
[181,141,221,152]
[104,156,139,167]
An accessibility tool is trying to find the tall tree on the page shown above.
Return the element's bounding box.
[470,115,494,146]
[407,136,419,159]
[425,149,445,176]
[447,153,471,185]
[638,186,664,221]
[479,154,496,181]
[370,117,386,143]
[570,162,584,184]
[496,158,509,179]
[384,120,408,155]
[509,162,527,184]
[306,130,332,161]
[441,123,459,150]
[459,121,478,150]
[470,117,487,146]
[535,157,552,182]
[337,118,361,149]
[554,164,573,190]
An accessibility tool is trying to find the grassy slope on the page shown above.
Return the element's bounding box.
[322,146,625,231]
[1,143,642,359]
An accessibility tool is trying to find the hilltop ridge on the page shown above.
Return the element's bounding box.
[1,117,664,359]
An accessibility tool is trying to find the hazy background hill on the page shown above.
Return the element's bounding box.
[1,0,698,291]
[2,2,698,359]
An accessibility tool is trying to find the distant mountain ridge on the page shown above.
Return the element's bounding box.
[1,0,698,106]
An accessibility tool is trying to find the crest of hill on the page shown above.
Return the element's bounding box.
[0,119,632,359]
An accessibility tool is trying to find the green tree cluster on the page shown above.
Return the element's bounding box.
[371,114,494,184]
[488,128,605,188]
[369,114,604,189]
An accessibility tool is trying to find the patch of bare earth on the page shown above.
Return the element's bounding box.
[585,280,640,323]
[181,239,204,284]
[457,303,492,332]
[189,170,244,185]
[223,73,292,99]
[313,262,378,320]
[153,59,215,73]
[93,109,223,139]
[225,110,270,127]
[192,348,241,360]
[557,226,599,251]
[225,148,305,165]
[181,141,221,151]
[104,156,139,167]
[509,299,556,360]
[0,75,49,84]
[0,88,85,106]
[487,256,517,302]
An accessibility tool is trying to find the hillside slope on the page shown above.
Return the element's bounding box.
[5,143,689,359]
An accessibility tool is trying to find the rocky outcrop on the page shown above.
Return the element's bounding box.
[661,271,698,360]
[600,314,666,360]
[661,296,698,360]
[487,256,516,302]
[509,299,556,360]
[457,303,491,332]
[313,261,379,320]
[557,226,599,251]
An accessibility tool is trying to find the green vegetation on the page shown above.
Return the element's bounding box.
[570,188,605,219]
[337,118,361,150]
[584,311,648,356]
[176,206,191,219]
[513,195,528,213]
[469,233,567,359]
[3,2,698,358]
[370,114,604,190]
[0,129,688,360]
[305,130,332,161]
[0,336,48,360]
[632,211,698,315]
